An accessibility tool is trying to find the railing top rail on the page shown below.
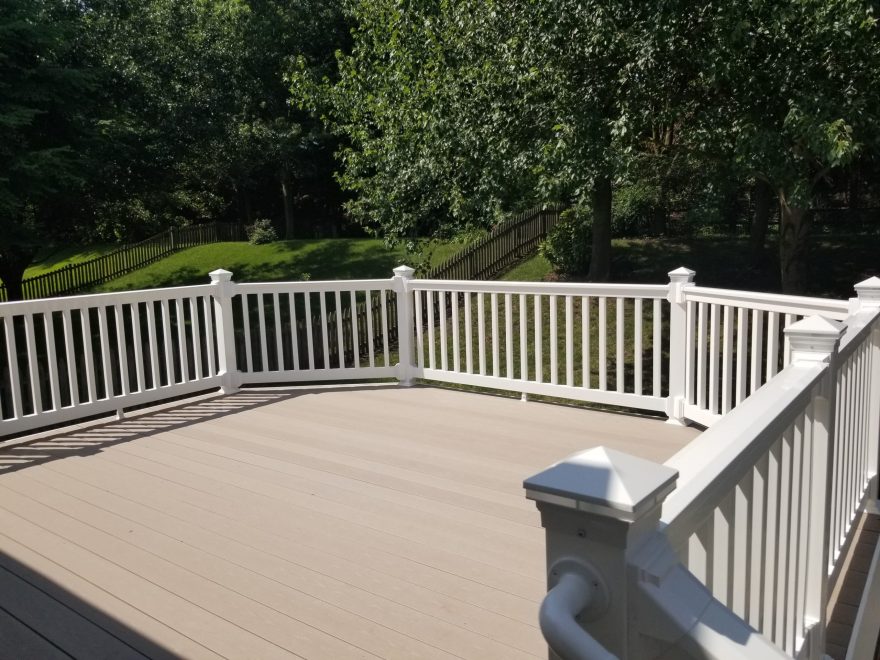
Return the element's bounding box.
[0,282,216,313]
[234,278,395,294]
[660,360,827,547]
[412,279,670,298]
[684,285,849,318]
[836,307,880,362]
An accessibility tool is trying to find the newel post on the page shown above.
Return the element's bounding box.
[854,276,880,509]
[210,269,240,394]
[784,316,844,654]
[525,447,678,659]
[393,265,416,387]
[666,267,695,425]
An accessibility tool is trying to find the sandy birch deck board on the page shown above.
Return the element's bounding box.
[38,452,540,624]
[0,474,539,659]
[0,562,146,660]
[0,606,70,660]
[0,386,697,659]
[9,465,543,656]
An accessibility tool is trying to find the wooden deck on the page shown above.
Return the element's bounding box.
[0,385,699,660]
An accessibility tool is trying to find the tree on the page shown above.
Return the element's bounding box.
[83,0,347,240]
[312,1,641,279]
[0,0,98,299]
[671,0,880,292]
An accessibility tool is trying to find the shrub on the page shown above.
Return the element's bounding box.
[612,183,661,237]
[246,218,278,245]
[539,207,591,277]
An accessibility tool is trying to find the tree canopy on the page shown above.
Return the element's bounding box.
[313,0,880,290]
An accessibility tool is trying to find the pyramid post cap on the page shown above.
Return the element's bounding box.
[524,446,678,521]
[209,269,233,283]
[784,315,843,361]
[393,265,415,278]
[668,267,696,283]
[854,276,880,308]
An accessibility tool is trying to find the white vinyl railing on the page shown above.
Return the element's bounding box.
[2,264,878,659]
[0,284,222,436]
[525,276,880,660]
[409,279,670,412]
[231,280,398,384]
[678,285,850,427]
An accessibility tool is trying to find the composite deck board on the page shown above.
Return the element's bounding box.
[0,385,699,659]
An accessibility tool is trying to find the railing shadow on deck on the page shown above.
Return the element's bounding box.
[0,549,183,659]
[0,385,398,477]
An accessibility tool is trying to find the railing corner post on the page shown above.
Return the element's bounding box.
[210,268,240,394]
[666,267,695,425]
[784,315,844,653]
[854,276,880,510]
[525,446,678,659]
[393,265,416,387]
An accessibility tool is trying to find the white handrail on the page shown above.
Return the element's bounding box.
[540,571,616,660]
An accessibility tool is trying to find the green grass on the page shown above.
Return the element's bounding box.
[13,244,118,282]
[501,255,553,282]
[95,239,450,292]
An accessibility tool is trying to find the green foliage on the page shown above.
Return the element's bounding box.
[0,0,99,295]
[246,219,279,245]
[612,184,661,237]
[539,209,592,277]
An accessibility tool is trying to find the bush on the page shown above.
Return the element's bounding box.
[612,183,661,237]
[246,218,278,244]
[539,208,591,277]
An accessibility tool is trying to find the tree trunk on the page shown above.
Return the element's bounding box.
[281,171,295,239]
[650,205,667,236]
[241,188,254,225]
[723,188,740,234]
[0,254,32,301]
[778,193,812,294]
[589,176,612,282]
[750,179,772,264]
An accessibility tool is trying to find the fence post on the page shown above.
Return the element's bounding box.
[854,276,880,510]
[210,268,240,394]
[666,267,696,425]
[524,447,679,658]
[783,316,843,656]
[393,265,415,386]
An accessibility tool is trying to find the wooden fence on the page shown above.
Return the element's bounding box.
[0,223,245,302]
[426,204,563,281]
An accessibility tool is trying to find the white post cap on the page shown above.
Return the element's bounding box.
[393,265,415,279]
[209,269,233,283]
[667,267,696,284]
[524,446,678,522]
[784,315,843,362]
[854,276,880,309]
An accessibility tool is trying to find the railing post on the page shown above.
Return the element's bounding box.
[393,265,416,387]
[854,276,880,510]
[524,447,679,658]
[210,268,240,394]
[666,267,696,425]
[784,316,844,657]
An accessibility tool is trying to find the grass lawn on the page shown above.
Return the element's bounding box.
[499,233,880,299]
[13,244,118,282]
[96,239,449,292]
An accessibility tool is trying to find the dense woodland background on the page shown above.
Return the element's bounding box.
[2,0,880,298]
